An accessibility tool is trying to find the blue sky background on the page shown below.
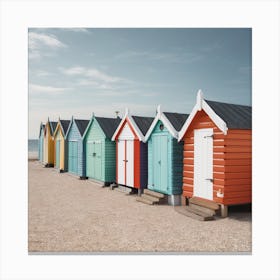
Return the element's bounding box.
[28,28,251,139]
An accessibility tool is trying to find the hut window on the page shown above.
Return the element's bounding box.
[160,124,164,131]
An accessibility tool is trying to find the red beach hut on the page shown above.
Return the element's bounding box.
[112,109,153,194]
[178,90,252,217]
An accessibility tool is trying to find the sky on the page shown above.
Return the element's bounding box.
[28,28,251,139]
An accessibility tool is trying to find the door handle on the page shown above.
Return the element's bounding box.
[158,160,161,164]
[205,178,213,182]
[204,135,213,139]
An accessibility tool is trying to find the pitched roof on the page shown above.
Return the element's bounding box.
[205,100,252,129]
[131,116,154,136]
[60,120,71,136]
[75,119,90,136]
[49,121,57,136]
[39,123,45,137]
[163,112,189,131]
[95,117,121,139]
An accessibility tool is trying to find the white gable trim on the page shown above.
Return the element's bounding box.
[144,105,178,142]
[111,108,145,141]
[65,117,74,139]
[178,90,228,141]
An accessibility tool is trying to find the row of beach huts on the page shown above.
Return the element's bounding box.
[37,91,252,219]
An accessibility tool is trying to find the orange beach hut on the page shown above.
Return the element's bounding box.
[178,90,252,217]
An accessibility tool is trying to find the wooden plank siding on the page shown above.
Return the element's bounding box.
[54,124,66,171]
[44,122,54,165]
[67,122,86,177]
[147,120,183,195]
[182,110,252,205]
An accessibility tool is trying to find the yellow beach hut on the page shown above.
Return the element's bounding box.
[43,118,57,167]
[53,119,70,172]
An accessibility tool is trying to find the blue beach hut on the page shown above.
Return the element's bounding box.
[144,105,189,205]
[65,117,90,179]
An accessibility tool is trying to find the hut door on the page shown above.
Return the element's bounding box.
[117,140,125,185]
[86,142,94,178]
[117,140,134,186]
[56,140,60,168]
[93,142,102,180]
[69,141,78,174]
[152,135,168,193]
[194,128,213,200]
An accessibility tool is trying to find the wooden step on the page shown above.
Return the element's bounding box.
[189,203,216,216]
[189,197,219,211]
[136,196,154,205]
[143,189,165,199]
[174,206,214,221]
[141,194,160,203]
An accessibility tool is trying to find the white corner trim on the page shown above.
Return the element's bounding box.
[161,113,178,138]
[127,115,145,141]
[178,103,199,141]
[178,91,228,141]
[144,111,178,142]
[111,109,129,140]
[202,100,228,135]
[111,109,145,141]
[143,109,160,142]
[197,89,204,110]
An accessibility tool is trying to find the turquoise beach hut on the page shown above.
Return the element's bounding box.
[83,114,121,186]
[65,117,90,179]
[144,105,189,205]
[38,122,45,162]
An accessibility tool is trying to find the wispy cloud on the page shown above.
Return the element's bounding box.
[29,83,71,95]
[35,70,52,77]
[60,66,125,83]
[115,49,202,64]
[62,28,90,33]
[29,32,67,60]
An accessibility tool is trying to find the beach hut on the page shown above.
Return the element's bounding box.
[53,119,70,172]
[144,105,189,205]
[112,109,153,194]
[83,114,121,186]
[43,118,57,167]
[178,90,252,217]
[65,117,90,179]
[38,122,45,162]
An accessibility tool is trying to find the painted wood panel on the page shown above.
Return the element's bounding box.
[44,122,54,165]
[147,120,183,195]
[67,121,85,177]
[54,124,67,171]
[182,110,252,206]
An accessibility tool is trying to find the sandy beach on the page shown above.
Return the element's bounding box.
[28,161,252,253]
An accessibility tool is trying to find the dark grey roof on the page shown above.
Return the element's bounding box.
[75,119,90,136]
[60,120,70,136]
[163,112,189,132]
[132,116,154,136]
[49,122,57,136]
[206,100,252,129]
[95,117,121,139]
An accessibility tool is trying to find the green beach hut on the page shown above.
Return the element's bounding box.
[83,114,121,186]
[144,105,189,205]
